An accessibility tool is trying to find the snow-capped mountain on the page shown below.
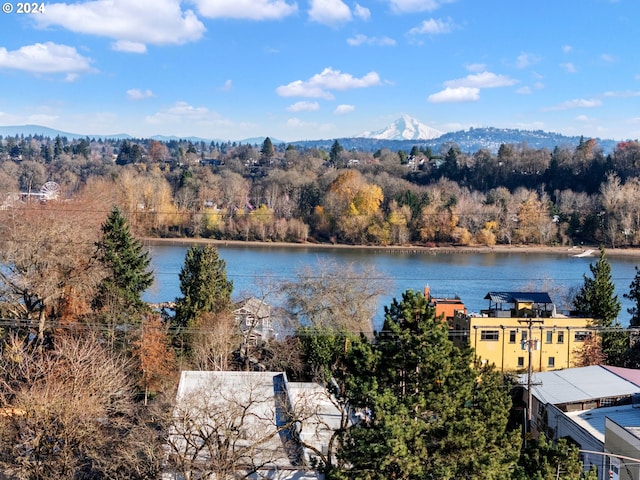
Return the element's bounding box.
[357,114,443,141]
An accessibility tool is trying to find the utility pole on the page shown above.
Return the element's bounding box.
[518,318,543,443]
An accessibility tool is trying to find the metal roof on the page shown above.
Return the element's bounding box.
[518,365,640,406]
[484,292,553,304]
[566,404,640,442]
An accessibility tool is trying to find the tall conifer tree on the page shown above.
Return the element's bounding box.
[173,245,233,329]
[329,290,519,479]
[93,206,154,318]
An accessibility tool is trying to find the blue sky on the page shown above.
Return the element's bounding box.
[0,0,638,142]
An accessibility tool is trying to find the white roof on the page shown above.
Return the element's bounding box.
[172,371,341,474]
[519,365,640,405]
[566,404,640,442]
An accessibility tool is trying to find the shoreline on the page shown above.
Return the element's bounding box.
[142,237,640,259]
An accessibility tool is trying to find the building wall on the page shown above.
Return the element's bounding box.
[605,418,640,480]
[470,316,594,372]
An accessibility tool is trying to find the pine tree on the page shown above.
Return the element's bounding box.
[624,266,640,327]
[573,246,625,365]
[573,245,621,327]
[93,206,154,319]
[173,245,233,329]
[260,137,274,163]
[330,290,520,479]
[329,140,344,167]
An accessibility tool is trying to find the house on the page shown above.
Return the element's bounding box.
[463,292,595,372]
[518,365,640,480]
[164,370,344,479]
[234,297,275,345]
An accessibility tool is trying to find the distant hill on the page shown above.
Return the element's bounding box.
[0,124,131,140]
[290,127,619,154]
[0,123,619,154]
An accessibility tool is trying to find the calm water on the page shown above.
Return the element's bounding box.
[144,244,640,329]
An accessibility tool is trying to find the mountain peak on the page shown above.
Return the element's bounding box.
[357,115,443,141]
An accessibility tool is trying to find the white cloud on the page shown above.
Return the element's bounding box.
[276,67,382,99]
[287,101,320,112]
[220,79,233,91]
[308,0,352,26]
[0,42,93,74]
[113,40,147,53]
[388,0,455,14]
[444,71,517,89]
[127,88,154,100]
[408,17,455,35]
[428,86,479,103]
[546,98,602,111]
[575,115,591,122]
[560,62,576,73]
[465,63,486,72]
[604,90,640,98]
[562,45,573,53]
[334,104,355,114]
[36,0,205,51]
[192,0,297,19]
[347,34,396,46]
[601,53,616,63]
[354,3,370,20]
[145,101,228,131]
[516,86,532,95]
[516,52,540,69]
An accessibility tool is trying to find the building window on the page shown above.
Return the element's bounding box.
[548,357,555,368]
[517,357,524,368]
[480,330,499,341]
[521,331,528,342]
[509,330,517,343]
[574,331,590,342]
[546,331,553,344]
[557,331,564,343]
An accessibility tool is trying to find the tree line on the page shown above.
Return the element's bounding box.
[2,134,640,248]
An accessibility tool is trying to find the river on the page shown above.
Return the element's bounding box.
[144,243,640,329]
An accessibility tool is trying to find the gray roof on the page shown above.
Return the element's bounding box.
[519,365,640,405]
[566,404,640,442]
[485,292,553,304]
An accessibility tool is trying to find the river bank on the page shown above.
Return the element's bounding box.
[142,237,640,259]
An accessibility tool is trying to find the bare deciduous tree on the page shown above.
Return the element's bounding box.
[281,259,388,336]
[0,333,163,479]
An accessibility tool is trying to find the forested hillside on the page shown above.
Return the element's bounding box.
[2,133,640,248]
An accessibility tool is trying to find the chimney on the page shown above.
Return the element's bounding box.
[424,285,430,300]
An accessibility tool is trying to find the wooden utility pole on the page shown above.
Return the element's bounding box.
[518,318,543,442]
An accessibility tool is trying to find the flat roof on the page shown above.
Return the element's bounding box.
[519,365,640,405]
[566,404,640,442]
[485,292,553,304]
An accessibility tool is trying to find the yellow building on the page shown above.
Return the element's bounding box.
[465,292,595,372]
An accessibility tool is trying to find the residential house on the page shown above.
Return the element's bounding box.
[519,365,640,480]
[164,370,344,479]
[234,297,275,345]
[464,292,595,372]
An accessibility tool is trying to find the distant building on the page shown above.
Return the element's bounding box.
[456,292,595,372]
[518,365,640,480]
[234,297,275,345]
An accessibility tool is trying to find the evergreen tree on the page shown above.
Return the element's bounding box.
[329,290,519,479]
[573,245,621,327]
[329,140,344,167]
[513,433,597,480]
[93,207,154,319]
[573,246,625,365]
[624,266,640,327]
[173,245,233,329]
[260,137,275,163]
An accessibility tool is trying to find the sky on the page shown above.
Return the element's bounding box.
[0,0,639,142]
